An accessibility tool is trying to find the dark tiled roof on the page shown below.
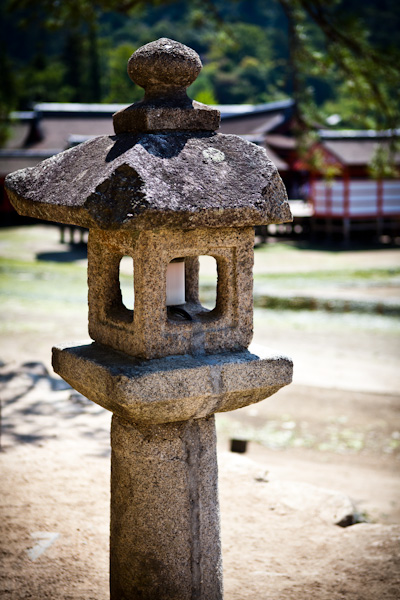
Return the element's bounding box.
[32,117,115,152]
[4,123,32,150]
[0,155,46,173]
[263,145,288,171]
[4,101,293,153]
[323,140,400,166]
[3,102,398,176]
[219,113,285,136]
[264,134,296,149]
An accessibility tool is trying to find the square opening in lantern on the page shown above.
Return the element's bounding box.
[119,255,135,312]
[104,254,135,325]
[166,255,219,324]
[198,255,218,310]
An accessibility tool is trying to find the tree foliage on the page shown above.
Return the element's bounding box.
[279,0,400,131]
[1,0,399,134]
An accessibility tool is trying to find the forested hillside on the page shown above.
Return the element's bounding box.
[1,0,399,132]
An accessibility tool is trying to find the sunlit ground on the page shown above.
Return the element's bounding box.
[1,224,399,462]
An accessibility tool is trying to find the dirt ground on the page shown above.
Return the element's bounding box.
[1,226,400,599]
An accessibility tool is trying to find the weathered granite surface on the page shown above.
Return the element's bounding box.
[5,131,291,230]
[52,342,293,424]
[110,414,223,600]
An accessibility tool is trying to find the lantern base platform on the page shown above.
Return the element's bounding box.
[52,341,292,424]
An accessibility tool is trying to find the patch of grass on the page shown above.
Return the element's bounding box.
[254,307,400,334]
[0,258,87,304]
[255,242,303,254]
[254,295,400,316]
[216,414,399,456]
[0,257,86,276]
[0,259,88,338]
[255,267,400,282]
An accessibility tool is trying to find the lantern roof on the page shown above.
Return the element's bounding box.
[5,38,291,230]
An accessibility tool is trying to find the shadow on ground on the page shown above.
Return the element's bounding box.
[36,243,87,263]
[0,361,109,453]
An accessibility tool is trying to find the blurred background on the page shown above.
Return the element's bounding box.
[0,2,399,598]
[1,0,400,237]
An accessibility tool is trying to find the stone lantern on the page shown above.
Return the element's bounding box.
[6,39,293,600]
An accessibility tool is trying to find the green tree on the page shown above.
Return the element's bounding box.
[278,0,400,131]
[202,22,280,104]
[103,43,142,103]
[0,43,18,146]
[368,143,400,179]
[3,0,400,133]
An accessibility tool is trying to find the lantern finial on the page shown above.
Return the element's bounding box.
[127,38,202,104]
[113,38,220,134]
